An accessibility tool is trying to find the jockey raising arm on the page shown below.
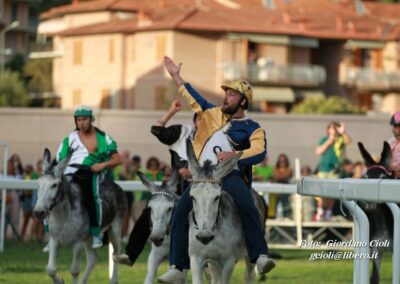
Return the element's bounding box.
[158,56,275,283]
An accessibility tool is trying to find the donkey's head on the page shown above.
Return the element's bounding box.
[186,139,242,245]
[358,142,393,212]
[358,142,393,179]
[33,148,70,220]
[138,170,179,247]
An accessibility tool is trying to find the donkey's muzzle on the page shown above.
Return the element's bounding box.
[196,233,214,245]
[150,237,164,247]
[33,210,47,220]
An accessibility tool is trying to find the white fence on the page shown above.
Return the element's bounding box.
[298,177,400,284]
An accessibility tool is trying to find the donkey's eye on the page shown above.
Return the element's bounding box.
[214,196,220,202]
[167,207,173,213]
[51,183,58,188]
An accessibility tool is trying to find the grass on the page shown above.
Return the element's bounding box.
[0,241,394,284]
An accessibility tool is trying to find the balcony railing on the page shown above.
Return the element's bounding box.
[345,68,400,90]
[222,62,326,87]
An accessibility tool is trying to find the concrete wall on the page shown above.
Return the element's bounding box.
[0,108,392,172]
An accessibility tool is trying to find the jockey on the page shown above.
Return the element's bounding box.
[57,106,122,248]
[387,111,400,178]
[113,100,201,266]
[158,56,276,283]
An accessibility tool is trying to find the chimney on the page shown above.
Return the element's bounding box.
[282,11,291,24]
[336,15,344,32]
[138,10,152,27]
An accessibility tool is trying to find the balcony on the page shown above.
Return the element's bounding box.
[222,61,326,87]
[345,68,400,91]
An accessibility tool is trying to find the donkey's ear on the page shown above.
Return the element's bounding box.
[358,142,376,167]
[213,151,243,181]
[380,141,393,170]
[42,148,52,173]
[186,139,202,179]
[54,154,71,178]
[137,171,158,191]
[166,169,180,189]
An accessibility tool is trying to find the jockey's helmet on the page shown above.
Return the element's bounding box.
[74,106,95,122]
[221,79,253,109]
[390,111,400,126]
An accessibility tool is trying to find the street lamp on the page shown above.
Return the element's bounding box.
[0,20,19,73]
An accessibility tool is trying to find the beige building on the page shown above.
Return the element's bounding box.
[37,0,400,113]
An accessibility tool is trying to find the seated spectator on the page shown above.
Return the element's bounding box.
[273,154,293,219]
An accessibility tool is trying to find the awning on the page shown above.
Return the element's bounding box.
[295,89,325,99]
[345,40,385,49]
[253,87,295,102]
[227,33,319,48]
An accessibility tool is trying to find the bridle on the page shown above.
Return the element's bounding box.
[365,165,393,178]
[190,178,222,231]
[150,190,179,235]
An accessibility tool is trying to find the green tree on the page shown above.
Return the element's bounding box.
[0,71,29,106]
[292,95,366,114]
[23,58,53,93]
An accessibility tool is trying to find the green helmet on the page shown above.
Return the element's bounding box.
[74,106,95,122]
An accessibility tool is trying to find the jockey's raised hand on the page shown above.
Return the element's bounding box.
[164,56,185,86]
[169,99,184,114]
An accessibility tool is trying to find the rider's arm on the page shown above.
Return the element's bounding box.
[237,128,266,167]
[178,83,215,114]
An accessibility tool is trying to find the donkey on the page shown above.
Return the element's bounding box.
[33,149,127,284]
[358,141,395,284]
[186,141,268,284]
[135,170,184,284]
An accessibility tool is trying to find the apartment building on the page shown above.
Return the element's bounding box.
[1,0,38,64]
[37,0,400,113]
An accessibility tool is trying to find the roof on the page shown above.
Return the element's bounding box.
[46,0,400,41]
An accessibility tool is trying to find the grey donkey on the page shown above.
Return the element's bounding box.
[186,141,269,284]
[33,149,127,284]
[358,142,396,284]
[136,170,184,284]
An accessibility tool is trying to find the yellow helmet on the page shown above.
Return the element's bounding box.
[221,79,253,107]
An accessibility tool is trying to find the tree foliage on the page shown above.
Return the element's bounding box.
[23,58,53,93]
[291,95,366,115]
[0,72,29,106]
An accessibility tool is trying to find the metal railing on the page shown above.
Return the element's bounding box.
[222,61,326,86]
[345,68,400,90]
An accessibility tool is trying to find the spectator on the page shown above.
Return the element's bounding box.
[113,150,134,240]
[19,164,37,241]
[31,159,44,242]
[314,121,351,220]
[339,158,354,178]
[6,154,23,239]
[273,154,293,219]
[300,165,315,222]
[253,157,276,218]
[352,161,365,178]
[130,155,144,223]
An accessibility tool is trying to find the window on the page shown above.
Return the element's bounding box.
[28,6,37,27]
[109,38,114,63]
[156,35,166,60]
[72,89,81,106]
[73,40,82,65]
[11,3,18,21]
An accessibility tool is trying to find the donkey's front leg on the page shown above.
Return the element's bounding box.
[71,241,83,284]
[47,237,64,284]
[243,256,256,284]
[79,239,97,284]
[144,244,167,284]
[190,255,204,284]
[220,257,235,284]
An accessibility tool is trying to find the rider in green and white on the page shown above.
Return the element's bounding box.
[56,106,122,248]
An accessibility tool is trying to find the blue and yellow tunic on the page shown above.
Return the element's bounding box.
[178,83,267,186]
